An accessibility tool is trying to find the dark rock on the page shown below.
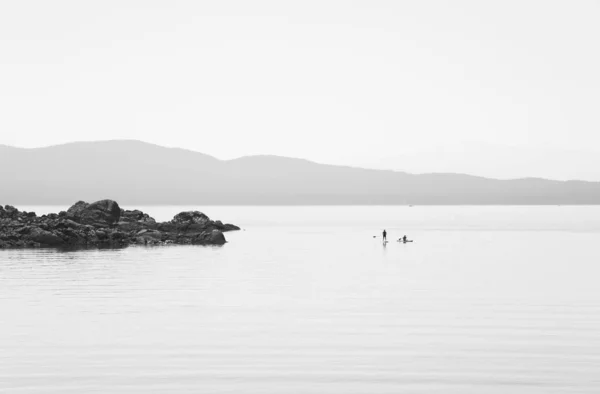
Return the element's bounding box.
[68,199,121,227]
[205,229,226,245]
[172,211,210,225]
[157,222,176,232]
[0,199,238,249]
[121,209,156,224]
[110,231,127,242]
[171,211,211,233]
[169,211,239,233]
[27,228,64,246]
[136,230,163,244]
[213,220,241,231]
[118,209,157,232]
[64,219,81,229]
[66,201,89,218]
[17,227,31,235]
[3,205,18,219]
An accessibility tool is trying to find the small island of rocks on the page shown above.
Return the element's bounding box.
[0,199,240,249]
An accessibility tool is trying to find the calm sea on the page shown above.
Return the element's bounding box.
[1,206,600,393]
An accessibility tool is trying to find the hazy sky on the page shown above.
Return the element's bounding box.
[1,1,599,179]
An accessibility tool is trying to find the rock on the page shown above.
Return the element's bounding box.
[157,222,176,232]
[118,209,157,232]
[17,226,31,235]
[3,205,18,219]
[121,209,156,224]
[137,230,162,241]
[172,211,209,224]
[169,211,239,233]
[110,231,127,242]
[192,229,226,245]
[27,228,64,246]
[172,211,210,225]
[64,219,82,229]
[66,201,89,219]
[0,200,238,249]
[213,220,241,231]
[69,199,121,227]
[207,229,226,245]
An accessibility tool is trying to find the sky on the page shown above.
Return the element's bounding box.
[1,1,600,180]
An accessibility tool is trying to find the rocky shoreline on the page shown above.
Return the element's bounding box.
[0,199,240,249]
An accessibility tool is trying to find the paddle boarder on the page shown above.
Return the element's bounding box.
[382,229,387,242]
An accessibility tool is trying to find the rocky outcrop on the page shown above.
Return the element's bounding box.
[118,209,157,232]
[66,199,121,227]
[158,211,240,233]
[0,200,240,249]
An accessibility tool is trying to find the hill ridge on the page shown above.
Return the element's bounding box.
[1,140,599,205]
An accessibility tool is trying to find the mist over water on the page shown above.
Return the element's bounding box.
[2,206,600,393]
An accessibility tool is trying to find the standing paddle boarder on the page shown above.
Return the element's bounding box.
[382,229,387,242]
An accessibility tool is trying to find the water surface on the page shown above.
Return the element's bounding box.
[2,206,600,393]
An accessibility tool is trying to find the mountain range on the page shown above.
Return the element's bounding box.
[1,140,599,205]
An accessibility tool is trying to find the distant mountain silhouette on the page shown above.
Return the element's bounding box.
[1,140,600,205]
[353,142,600,182]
